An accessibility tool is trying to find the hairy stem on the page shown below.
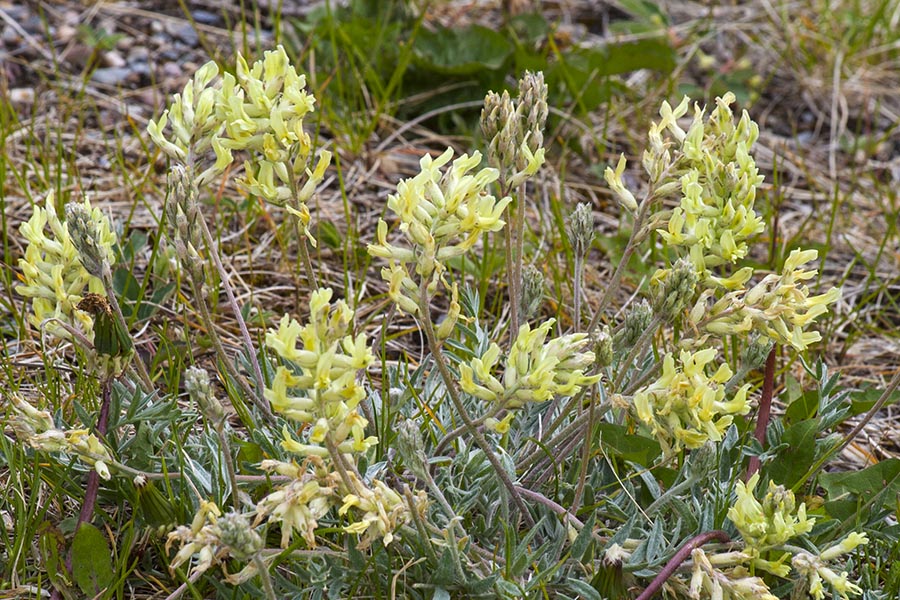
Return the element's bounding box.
[196,215,268,405]
[417,286,535,527]
[101,266,153,392]
[635,531,732,600]
[252,553,277,600]
[188,276,274,423]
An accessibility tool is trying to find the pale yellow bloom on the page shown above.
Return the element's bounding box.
[633,348,750,454]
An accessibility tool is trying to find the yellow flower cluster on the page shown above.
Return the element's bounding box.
[633,348,751,455]
[368,148,510,337]
[339,473,427,549]
[792,533,869,600]
[729,474,814,550]
[9,394,113,480]
[695,249,841,351]
[725,475,868,599]
[260,289,421,548]
[265,288,375,456]
[460,319,600,430]
[255,458,339,548]
[148,46,331,243]
[656,94,765,276]
[16,193,115,341]
[147,61,230,186]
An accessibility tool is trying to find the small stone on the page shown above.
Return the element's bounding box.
[128,46,149,63]
[166,21,198,46]
[103,50,127,68]
[191,10,220,25]
[9,87,35,106]
[91,67,132,86]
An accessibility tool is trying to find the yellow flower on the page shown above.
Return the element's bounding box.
[633,348,750,455]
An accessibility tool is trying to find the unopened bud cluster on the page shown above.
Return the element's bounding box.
[481,71,548,189]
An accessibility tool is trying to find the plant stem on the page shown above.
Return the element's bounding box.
[746,347,777,480]
[188,275,274,423]
[101,266,153,392]
[417,285,535,527]
[65,376,114,580]
[434,403,504,456]
[512,183,527,333]
[571,387,598,514]
[573,251,584,331]
[297,230,319,291]
[587,190,655,334]
[635,530,732,600]
[505,217,519,343]
[214,422,241,512]
[252,554,277,600]
[196,215,268,405]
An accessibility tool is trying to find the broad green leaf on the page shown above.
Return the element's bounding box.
[820,458,900,519]
[71,523,114,596]
[414,25,513,74]
[766,419,819,488]
[597,423,662,465]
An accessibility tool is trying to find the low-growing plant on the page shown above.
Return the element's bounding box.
[4,44,898,600]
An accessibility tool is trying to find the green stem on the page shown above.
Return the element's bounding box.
[189,276,275,423]
[297,229,319,291]
[196,215,268,406]
[571,387,598,514]
[215,422,242,512]
[586,187,655,334]
[101,266,154,392]
[417,285,535,527]
[252,554,277,600]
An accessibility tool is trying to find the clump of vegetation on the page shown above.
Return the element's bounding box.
[4,37,896,599]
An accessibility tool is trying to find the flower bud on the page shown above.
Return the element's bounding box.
[185,366,226,426]
[394,419,429,481]
[650,259,698,320]
[592,326,613,368]
[215,512,263,560]
[65,200,115,278]
[568,202,594,258]
[520,264,545,321]
[613,300,653,353]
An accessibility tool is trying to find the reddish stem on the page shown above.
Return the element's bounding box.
[635,530,732,600]
[746,347,777,480]
[64,378,113,574]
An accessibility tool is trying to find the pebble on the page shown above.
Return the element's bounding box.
[91,67,133,86]
[166,21,198,47]
[9,87,35,105]
[128,46,149,63]
[192,10,220,26]
[103,50,127,68]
